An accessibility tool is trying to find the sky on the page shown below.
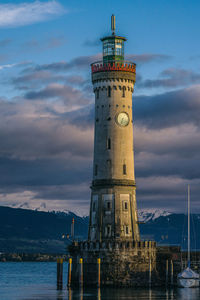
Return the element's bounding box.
[0,0,200,215]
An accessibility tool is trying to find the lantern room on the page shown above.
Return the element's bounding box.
[101,36,126,63]
[101,15,126,63]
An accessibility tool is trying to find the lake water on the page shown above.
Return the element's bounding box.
[0,262,200,300]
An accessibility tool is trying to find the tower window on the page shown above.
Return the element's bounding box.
[107,225,111,236]
[124,202,128,210]
[107,201,111,210]
[95,164,98,176]
[96,89,99,99]
[122,86,126,97]
[93,202,96,211]
[108,86,111,97]
[126,226,129,234]
[123,164,127,175]
[107,138,111,150]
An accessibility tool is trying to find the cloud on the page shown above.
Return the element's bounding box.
[24,54,101,73]
[22,36,66,53]
[0,39,11,47]
[139,68,200,89]
[136,176,200,212]
[12,70,66,90]
[83,38,101,47]
[134,85,200,129]
[0,98,93,161]
[21,53,168,75]
[1,78,200,214]
[0,63,17,70]
[134,124,200,159]
[25,83,92,107]
[0,98,93,215]
[0,1,66,28]
[127,53,171,64]
[0,61,33,71]
[0,190,90,216]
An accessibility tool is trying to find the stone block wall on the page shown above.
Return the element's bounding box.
[69,240,158,287]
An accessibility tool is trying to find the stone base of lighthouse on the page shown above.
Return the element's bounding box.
[68,240,158,287]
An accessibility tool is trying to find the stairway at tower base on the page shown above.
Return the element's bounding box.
[68,240,159,287]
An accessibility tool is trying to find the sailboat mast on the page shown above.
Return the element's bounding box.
[188,184,190,267]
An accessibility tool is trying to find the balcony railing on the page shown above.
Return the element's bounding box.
[91,60,136,74]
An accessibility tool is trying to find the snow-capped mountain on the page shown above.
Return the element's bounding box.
[137,209,172,223]
[8,202,171,222]
[10,202,50,212]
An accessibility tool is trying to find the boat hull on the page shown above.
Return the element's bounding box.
[178,278,199,288]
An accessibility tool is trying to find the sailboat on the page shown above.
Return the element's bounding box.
[177,185,199,287]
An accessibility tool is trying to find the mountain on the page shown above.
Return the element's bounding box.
[137,209,171,222]
[0,206,88,254]
[0,205,200,254]
[9,202,171,221]
[139,213,200,250]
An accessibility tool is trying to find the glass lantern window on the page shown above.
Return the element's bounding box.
[103,39,124,59]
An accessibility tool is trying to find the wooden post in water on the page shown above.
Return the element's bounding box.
[149,258,152,286]
[166,260,168,286]
[97,258,101,287]
[68,287,72,300]
[68,258,72,287]
[170,260,174,286]
[57,258,63,290]
[79,258,83,287]
[98,288,101,300]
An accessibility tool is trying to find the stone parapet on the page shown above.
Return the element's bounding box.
[77,240,156,251]
[92,70,136,83]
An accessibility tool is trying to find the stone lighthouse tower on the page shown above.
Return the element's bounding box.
[88,15,139,243]
[69,16,156,287]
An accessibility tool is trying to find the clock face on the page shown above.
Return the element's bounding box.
[116,112,129,127]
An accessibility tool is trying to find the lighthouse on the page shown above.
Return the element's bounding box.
[88,15,140,242]
[69,16,157,287]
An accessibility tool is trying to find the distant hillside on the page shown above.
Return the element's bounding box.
[0,206,200,253]
[139,213,200,250]
[0,206,88,254]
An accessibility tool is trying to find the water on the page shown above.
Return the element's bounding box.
[0,262,200,300]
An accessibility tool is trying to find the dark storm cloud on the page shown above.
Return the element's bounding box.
[134,86,200,129]
[139,68,200,89]
[1,81,200,212]
[31,184,90,202]
[135,152,200,180]
[0,156,91,188]
[136,175,200,212]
